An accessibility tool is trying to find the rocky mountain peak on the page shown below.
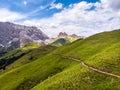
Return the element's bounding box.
[58,32,79,38]
[58,32,68,37]
[0,22,49,50]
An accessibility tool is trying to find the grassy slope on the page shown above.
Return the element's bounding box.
[0,42,40,62]
[0,45,56,75]
[0,42,40,59]
[0,30,120,90]
[32,30,120,90]
[51,36,80,47]
[51,38,70,47]
[0,42,40,71]
[0,44,76,90]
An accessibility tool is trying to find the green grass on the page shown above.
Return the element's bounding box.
[0,45,57,75]
[0,30,120,90]
[0,52,76,90]
[51,38,70,47]
[0,42,40,72]
[32,30,120,90]
[0,42,40,60]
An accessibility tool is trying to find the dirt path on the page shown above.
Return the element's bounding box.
[54,54,120,78]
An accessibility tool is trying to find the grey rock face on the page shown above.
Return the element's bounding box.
[0,22,49,49]
[58,32,68,37]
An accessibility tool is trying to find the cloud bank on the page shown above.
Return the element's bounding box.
[22,1,120,37]
[0,0,120,37]
[0,8,25,22]
[101,0,120,10]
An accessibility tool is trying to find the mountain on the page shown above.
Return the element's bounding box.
[0,30,119,90]
[0,42,40,70]
[45,32,84,47]
[58,32,68,37]
[0,22,49,51]
[58,32,85,42]
[0,44,6,55]
[49,32,85,47]
[51,38,70,47]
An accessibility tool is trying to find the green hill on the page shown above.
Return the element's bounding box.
[0,42,40,71]
[51,38,70,47]
[0,30,120,90]
[0,45,56,75]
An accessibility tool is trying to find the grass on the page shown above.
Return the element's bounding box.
[51,38,70,47]
[0,30,120,90]
[0,42,40,60]
[0,52,76,90]
[32,30,120,90]
[0,45,57,75]
[0,42,40,72]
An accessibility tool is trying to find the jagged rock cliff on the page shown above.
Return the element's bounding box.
[0,22,49,50]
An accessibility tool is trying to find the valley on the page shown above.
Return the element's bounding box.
[0,29,119,90]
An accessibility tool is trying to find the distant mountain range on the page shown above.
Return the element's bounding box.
[50,32,85,46]
[58,32,79,38]
[0,22,85,53]
[58,32,85,41]
[0,22,49,52]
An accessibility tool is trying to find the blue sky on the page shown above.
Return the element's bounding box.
[0,0,120,37]
[0,0,99,19]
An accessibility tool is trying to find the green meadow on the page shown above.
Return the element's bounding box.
[0,30,120,90]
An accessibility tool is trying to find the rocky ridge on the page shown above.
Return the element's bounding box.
[0,22,49,51]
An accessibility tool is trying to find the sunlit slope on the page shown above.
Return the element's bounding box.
[0,30,120,90]
[51,38,70,47]
[0,45,56,75]
[0,42,40,71]
[33,30,120,90]
[0,46,76,90]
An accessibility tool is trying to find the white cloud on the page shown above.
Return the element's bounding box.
[101,0,120,10]
[0,8,26,22]
[21,1,120,37]
[50,3,63,9]
[28,0,56,15]
[23,1,27,5]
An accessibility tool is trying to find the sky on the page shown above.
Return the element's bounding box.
[0,0,120,37]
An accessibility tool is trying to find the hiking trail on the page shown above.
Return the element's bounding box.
[54,54,120,78]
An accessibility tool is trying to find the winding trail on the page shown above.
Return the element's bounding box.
[54,54,120,78]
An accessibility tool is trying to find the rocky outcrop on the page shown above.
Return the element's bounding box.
[58,32,68,37]
[57,32,85,42]
[0,22,49,50]
[58,32,80,38]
